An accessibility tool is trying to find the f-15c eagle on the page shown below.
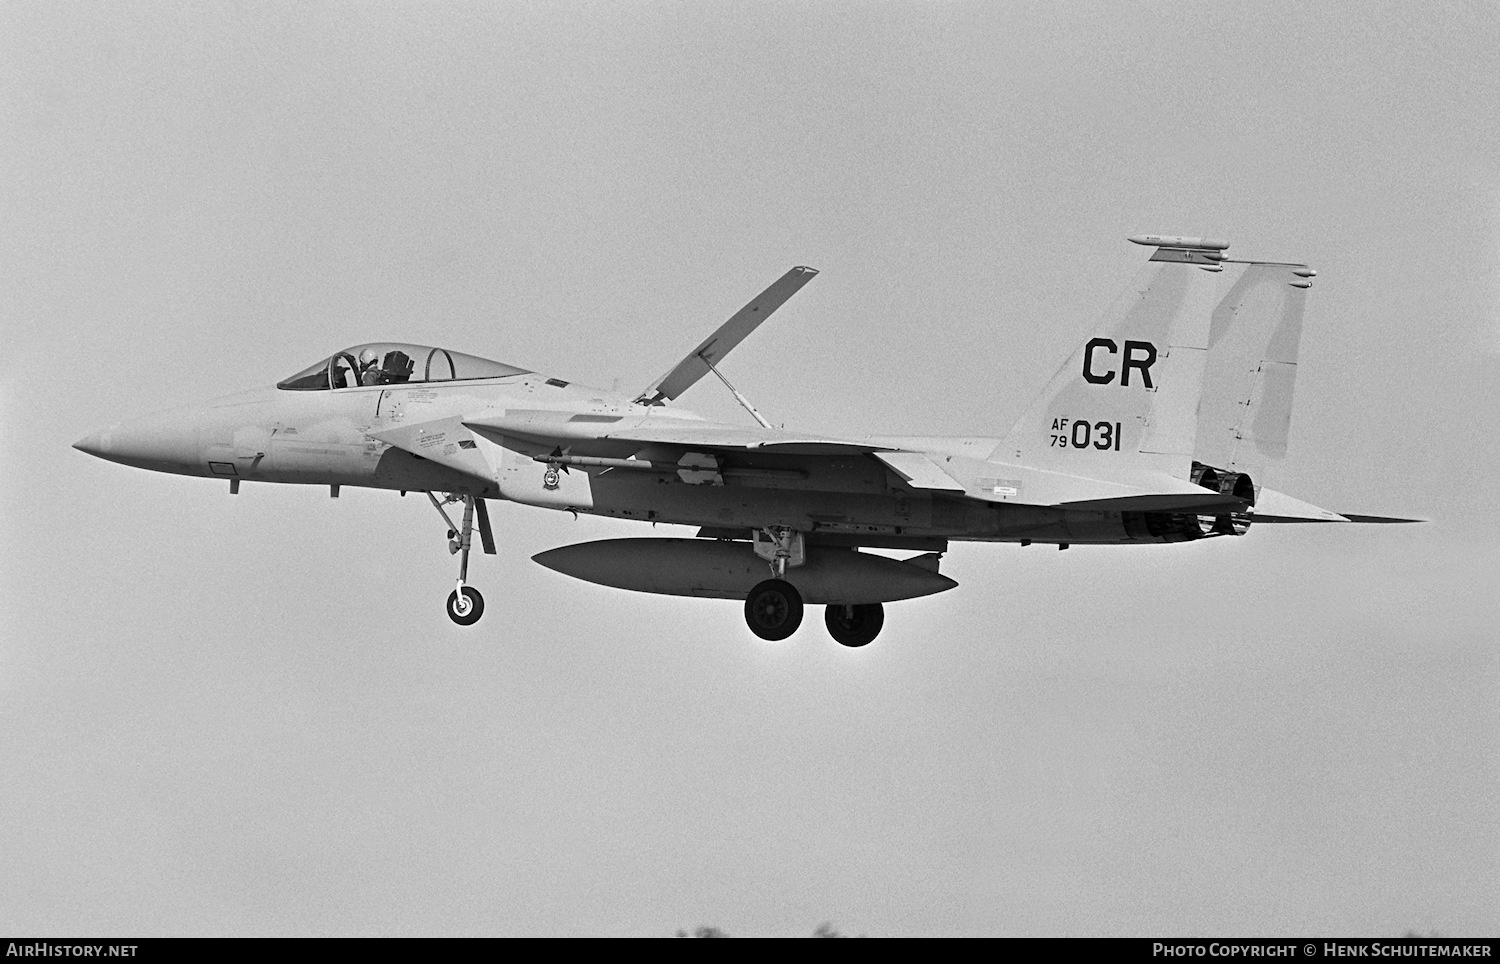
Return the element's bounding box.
[75,235,1414,646]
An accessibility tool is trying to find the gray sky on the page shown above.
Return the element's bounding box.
[3,0,1496,937]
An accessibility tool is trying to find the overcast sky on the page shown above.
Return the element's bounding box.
[3,0,1496,937]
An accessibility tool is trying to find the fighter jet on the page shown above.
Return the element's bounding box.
[74,235,1415,646]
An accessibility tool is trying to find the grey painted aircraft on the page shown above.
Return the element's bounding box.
[75,236,1415,646]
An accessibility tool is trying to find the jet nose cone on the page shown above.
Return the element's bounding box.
[73,410,203,474]
[73,431,108,457]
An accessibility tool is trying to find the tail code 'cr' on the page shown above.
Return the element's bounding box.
[991,236,1225,485]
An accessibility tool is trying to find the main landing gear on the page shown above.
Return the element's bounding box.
[741,526,886,646]
[824,603,884,648]
[742,579,886,647]
[428,492,496,625]
[745,579,803,640]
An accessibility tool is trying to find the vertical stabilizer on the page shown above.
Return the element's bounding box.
[991,236,1225,485]
[1194,260,1312,477]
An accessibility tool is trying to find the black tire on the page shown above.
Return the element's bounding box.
[446,586,484,626]
[824,602,884,647]
[744,579,804,641]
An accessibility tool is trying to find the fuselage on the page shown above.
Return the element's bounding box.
[71,245,1380,641]
[73,362,1205,549]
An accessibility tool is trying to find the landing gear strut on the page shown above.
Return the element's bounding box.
[428,491,495,625]
[737,527,888,647]
[742,527,807,640]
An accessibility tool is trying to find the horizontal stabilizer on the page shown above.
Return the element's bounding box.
[1058,492,1247,513]
[1245,488,1422,524]
[1249,486,1347,522]
[1251,515,1349,524]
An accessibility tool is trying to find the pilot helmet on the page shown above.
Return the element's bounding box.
[359,349,380,367]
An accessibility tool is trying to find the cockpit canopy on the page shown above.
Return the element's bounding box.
[277,343,530,391]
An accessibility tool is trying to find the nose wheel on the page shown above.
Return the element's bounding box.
[447,586,485,625]
[428,491,496,626]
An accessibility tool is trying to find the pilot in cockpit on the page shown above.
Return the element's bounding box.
[358,349,383,387]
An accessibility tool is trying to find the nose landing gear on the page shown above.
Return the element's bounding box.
[428,491,496,625]
[447,586,484,625]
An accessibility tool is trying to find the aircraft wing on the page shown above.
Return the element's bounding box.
[463,409,891,455]
[383,413,1412,524]
[635,266,819,405]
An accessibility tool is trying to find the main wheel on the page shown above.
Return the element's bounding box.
[824,602,884,647]
[446,586,484,626]
[744,579,803,641]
